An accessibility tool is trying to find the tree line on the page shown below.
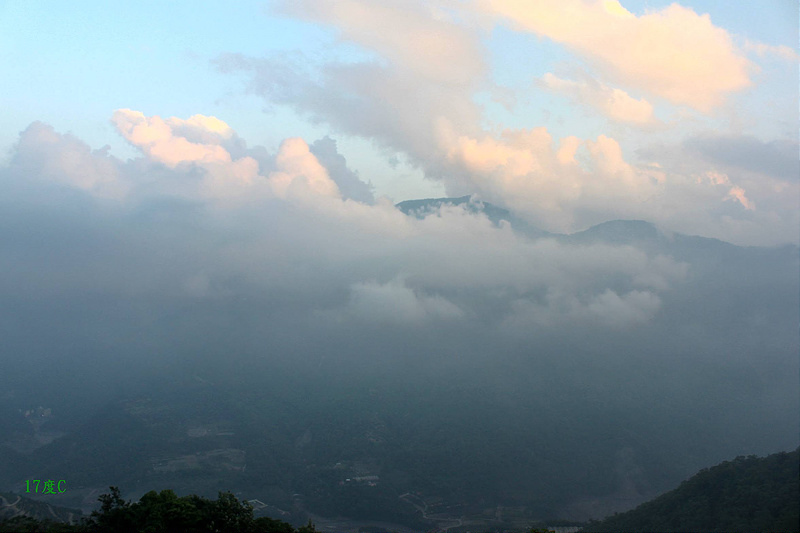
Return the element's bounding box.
[0,487,316,533]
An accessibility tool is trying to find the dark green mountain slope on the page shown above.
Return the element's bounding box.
[584,448,799,533]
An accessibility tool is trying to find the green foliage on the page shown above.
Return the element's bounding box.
[89,487,277,532]
[2,487,314,533]
[253,516,299,533]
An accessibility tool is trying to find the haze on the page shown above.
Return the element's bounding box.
[1,0,797,526]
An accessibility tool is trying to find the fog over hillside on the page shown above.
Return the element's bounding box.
[1,133,797,523]
[1,1,797,529]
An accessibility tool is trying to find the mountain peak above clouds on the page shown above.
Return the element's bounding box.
[395,195,551,238]
[396,196,673,246]
[395,196,799,256]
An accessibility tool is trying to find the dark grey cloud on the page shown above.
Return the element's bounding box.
[684,133,799,181]
[310,136,374,203]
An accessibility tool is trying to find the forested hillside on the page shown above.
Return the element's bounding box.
[584,447,799,532]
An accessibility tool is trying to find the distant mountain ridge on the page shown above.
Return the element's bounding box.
[396,195,514,225]
[0,491,83,524]
[395,196,692,246]
[395,195,799,257]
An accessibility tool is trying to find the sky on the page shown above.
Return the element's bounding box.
[1,0,798,245]
[0,1,799,509]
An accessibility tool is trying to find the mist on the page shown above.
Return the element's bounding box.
[1,120,796,521]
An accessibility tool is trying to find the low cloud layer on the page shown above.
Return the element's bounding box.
[2,114,793,350]
[2,115,691,334]
[2,113,797,506]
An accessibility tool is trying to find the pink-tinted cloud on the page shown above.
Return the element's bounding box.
[216,1,794,245]
[112,109,234,168]
[482,0,754,111]
[268,137,341,199]
[110,110,344,203]
[441,125,661,230]
[273,0,485,86]
[702,171,754,210]
[539,73,657,125]
[438,122,790,244]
